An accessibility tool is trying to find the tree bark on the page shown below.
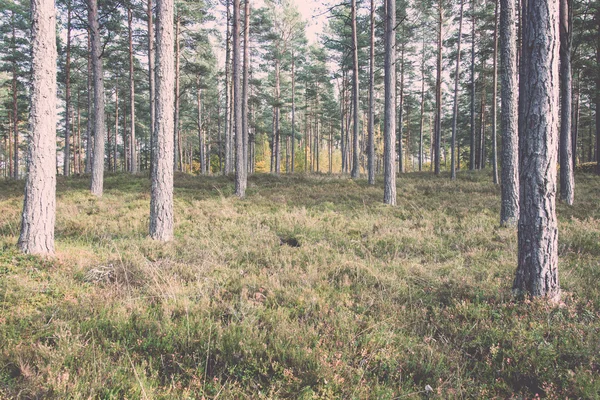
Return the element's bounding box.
[274,59,281,174]
[350,0,360,179]
[11,11,19,180]
[500,0,520,226]
[514,0,560,301]
[492,0,499,184]
[64,1,72,177]
[148,0,155,175]
[198,81,206,174]
[174,13,181,172]
[243,0,250,174]
[19,0,57,255]
[558,0,574,203]
[451,0,464,180]
[129,7,137,174]
[419,34,425,172]
[368,0,375,184]
[224,0,232,175]
[470,0,476,170]
[150,0,175,241]
[434,2,443,175]
[85,31,93,174]
[89,0,105,196]
[383,0,396,205]
[233,0,246,197]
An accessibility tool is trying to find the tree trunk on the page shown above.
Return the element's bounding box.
[558,0,574,203]
[198,82,206,174]
[368,0,375,184]
[128,7,137,174]
[500,0,520,226]
[64,2,72,177]
[148,0,155,175]
[383,0,396,205]
[351,0,360,179]
[596,8,600,175]
[434,2,443,176]
[19,0,57,255]
[11,11,19,180]
[572,74,580,169]
[470,0,476,170]
[89,0,105,196]
[174,14,181,173]
[224,0,232,175]
[514,0,560,301]
[451,0,464,180]
[150,0,175,241]
[85,31,93,174]
[233,0,246,197]
[243,0,250,175]
[492,0,499,184]
[274,59,281,174]
[419,34,425,172]
[398,30,405,175]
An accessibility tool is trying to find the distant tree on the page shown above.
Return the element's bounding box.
[560,0,574,204]
[19,0,57,255]
[514,0,560,300]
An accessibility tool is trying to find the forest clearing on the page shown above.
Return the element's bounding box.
[1,172,600,398]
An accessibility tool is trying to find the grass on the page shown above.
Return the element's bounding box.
[1,170,599,399]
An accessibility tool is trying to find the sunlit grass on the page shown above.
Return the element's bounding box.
[1,170,599,398]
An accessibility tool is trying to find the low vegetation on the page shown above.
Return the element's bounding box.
[1,171,599,398]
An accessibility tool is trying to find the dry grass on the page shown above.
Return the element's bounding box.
[1,171,599,398]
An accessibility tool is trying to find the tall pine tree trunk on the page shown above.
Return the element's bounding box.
[368,0,375,184]
[150,0,175,241]
[383,0,396,205]
[491,0,499,184]
[19,0,57,255]
[559,0,574,204]
[129,7,137,174]
[148,0,155,175]
[350,0,360,179]
[89,0,105,196]
[233,0,246,197]
[451,0,464,180]
[64,2,72,177]
[224,0,232,175]
[174,14,181,172]
[514,0,560,300]
[500,0,520,226]
[434,2,443,175]
[470,0,476,170]
[85,32,93,174]
[243,0,250,174]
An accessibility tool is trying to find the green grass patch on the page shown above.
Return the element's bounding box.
[1,171,599,398]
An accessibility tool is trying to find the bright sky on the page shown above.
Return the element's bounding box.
[295,0,331,44]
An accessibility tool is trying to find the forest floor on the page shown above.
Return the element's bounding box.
[1,171,599,399]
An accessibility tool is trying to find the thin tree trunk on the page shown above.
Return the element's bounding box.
[383,0,396,205]
[19,0,57,254]
[572,74,580,169]
[451,0,464,180]
[368,0,375,184]
[64,1,72,176]
[514,0,560,300]
[500,0,520,226]
[351,0,360,179]
[398,30,405,175]
[224,0,231,175]
[148,0,155,175]
[89,0,105,196]
[559,0,574,203]
[11,11,19,180]
[234,0,246,197]
[419,34,425,172]
[198,82,206,174]
[85,31,93,174]
[274,59,281,174]
[470,0,476,170]
[492,0,499,184]
[434,2,443,175]
[291,51,296,173]
[129,7,137,173]
[174,14,181,172]
[243,0,250,175]
[150,0,175,241]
